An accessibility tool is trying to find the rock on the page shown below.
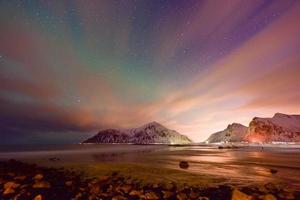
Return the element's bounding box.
[90,184,101,194]
[120,184,132,193]
[3,181,20,195]
[88,194,98,200]
[176,192,187,200]
[65,181,73,187]
[231,189,253,200]
[32,181,51,189]
[99,175,110,182]
[49,157,60,162]
[179,161,189,169]
[264,183,278,193]
[112,195,128,200]
[144,191,159,199]
[257,185,269,193]
[14,175,27,181]
[3,188,15,195]
[162,190,174,198]
[199,197,209,200]
[33,174,44,181]
[263,194,277,200]
[165,182,176,191]
[71,192,82,200]
[34,194,43,200]
[278,190,295,199]
[129,190,142,196]
[189,190,200,199]
[270,169,277,174]
[4,181,20,190]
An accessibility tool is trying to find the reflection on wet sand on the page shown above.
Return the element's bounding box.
[1,144,300,188]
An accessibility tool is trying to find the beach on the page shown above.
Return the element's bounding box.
[0,144,300,199]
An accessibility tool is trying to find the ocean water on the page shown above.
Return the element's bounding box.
[0,144,300,189]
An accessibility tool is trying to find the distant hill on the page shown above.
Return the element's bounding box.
[82,121,192,144]
[205,123,248,143]
[206,113,300,143]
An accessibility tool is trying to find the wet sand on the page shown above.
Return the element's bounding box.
[1,144,299,189]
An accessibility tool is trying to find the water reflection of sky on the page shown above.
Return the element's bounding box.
[152,146,300,188]
[1,144,300,188]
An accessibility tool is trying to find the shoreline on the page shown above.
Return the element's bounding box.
[1,160,299,200]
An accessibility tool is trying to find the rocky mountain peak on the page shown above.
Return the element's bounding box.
[227,123,246,129]
[273,113,290,118]
[82,122,192,144]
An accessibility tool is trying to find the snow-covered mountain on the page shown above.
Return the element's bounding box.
[82,121,192,144]
[245,113,300,143]
[206,113,300,144]
[205,123,248,143]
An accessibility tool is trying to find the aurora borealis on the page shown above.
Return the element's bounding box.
[1,0,300,144]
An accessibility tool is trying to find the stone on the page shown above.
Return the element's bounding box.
[270,169,278,174]
[3,188,15,195]
[65,181,73,186]
[231,189,253,200]
[263,194,277,200]
[278,191,295,199]
[71,192,82,200]
[88,194,97,200]
[129,190,142,196]
[14,175,27,181]
[99,175,110,182]
[49,157,60,162]
[4,181,20,190]
[33,174,44,181]
[257,185,268,193]
[177,192,187,200]
[144,191,159,199]
[165,182,176,191]
[20,184,30,189]
[112,195,128,200]
[190,190,199,199]
[264,183,277,193]
[120,184,132,193]
[34,194,43,200]
[162,190,174,198]
[179,161,189,169]
[199,197,209,200]
[89,183,101,194]
[32,181,51,189]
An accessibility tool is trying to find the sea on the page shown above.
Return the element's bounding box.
[0,144,300,189]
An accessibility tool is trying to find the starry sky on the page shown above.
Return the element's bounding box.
[1,0,300,144]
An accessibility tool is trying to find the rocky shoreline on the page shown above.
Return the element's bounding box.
[0,160,299,200]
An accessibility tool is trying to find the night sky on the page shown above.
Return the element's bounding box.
[1,0,300,144]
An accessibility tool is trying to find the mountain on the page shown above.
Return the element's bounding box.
[82,121,192,144]
[245,113,300,143]
[205,123,248,143]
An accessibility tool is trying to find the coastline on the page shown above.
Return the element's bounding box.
[1,160,299,200]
